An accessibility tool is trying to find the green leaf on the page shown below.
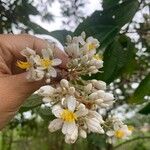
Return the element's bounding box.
[139,103,150,115]
[50,30,73,45]
[37,106,54,121]
[103,0,121,9]
[128,74,150,104]
[74,0,139,49]
[19,95,43,112]
[87,134,107,149]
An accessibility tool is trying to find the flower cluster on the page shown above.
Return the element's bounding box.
[17,45,61,83]
[17,32,132,144]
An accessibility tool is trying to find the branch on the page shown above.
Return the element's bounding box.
[114,136,150,149]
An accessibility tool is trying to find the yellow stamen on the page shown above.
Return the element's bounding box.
[61,109,77,122]
[128,126,134,131]
[88,43,97,51]
[115,130,125,139]
[16,61,32,69]
[41,58,52,69]
[93,54,103,60]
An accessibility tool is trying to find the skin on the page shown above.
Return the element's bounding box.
[0,34,68,130]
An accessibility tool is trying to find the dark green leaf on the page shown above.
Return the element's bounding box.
[128,74,150,104]
[139,103,150,115]
[37,106,54,121]
[91,35,137,83]
[50,30,73,45]
[74,0,139,49]
[103,0,121,9]
[19,95,43,112]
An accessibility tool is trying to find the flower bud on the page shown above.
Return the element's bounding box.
[66,35,72,43]
[95,99,104,105]
[46,78,51,84]
[85,83,92,93]
[104,93,114,101]
[37,85,55,97]
[79,129,87,138]
[89,92,98,100]
[68,87,75,94]
[60,79,69,88]
[92,80,106,90]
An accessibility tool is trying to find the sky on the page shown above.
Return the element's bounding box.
[30,0,102,32]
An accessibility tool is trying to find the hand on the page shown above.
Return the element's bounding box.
[0,34,68,129]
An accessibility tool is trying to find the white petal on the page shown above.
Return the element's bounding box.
[65,125,78,144]
[75,104,88,117]
[52,105,63,118]
[48,119,63,132]
[52,58,62,66]
[33,55,41,65]
[62,121,76,135]
[66,96,76,112]
[88,111,104,124]
[48,67,57,77]
[87,121,104,134]
[41,49,49,59]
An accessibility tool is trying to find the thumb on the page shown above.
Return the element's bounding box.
[0,72,44,111]
[0,73,44,129]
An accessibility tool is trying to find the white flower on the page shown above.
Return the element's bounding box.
[36,48,62,78]
[82,36,100,57]
[106,125,132,141]
[48,97,88,143]
[17,46,62,82]
[106,117,132,143]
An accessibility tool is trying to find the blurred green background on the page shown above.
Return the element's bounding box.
[0,0,150,150]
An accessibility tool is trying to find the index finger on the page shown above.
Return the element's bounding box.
[0,34,68,68]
